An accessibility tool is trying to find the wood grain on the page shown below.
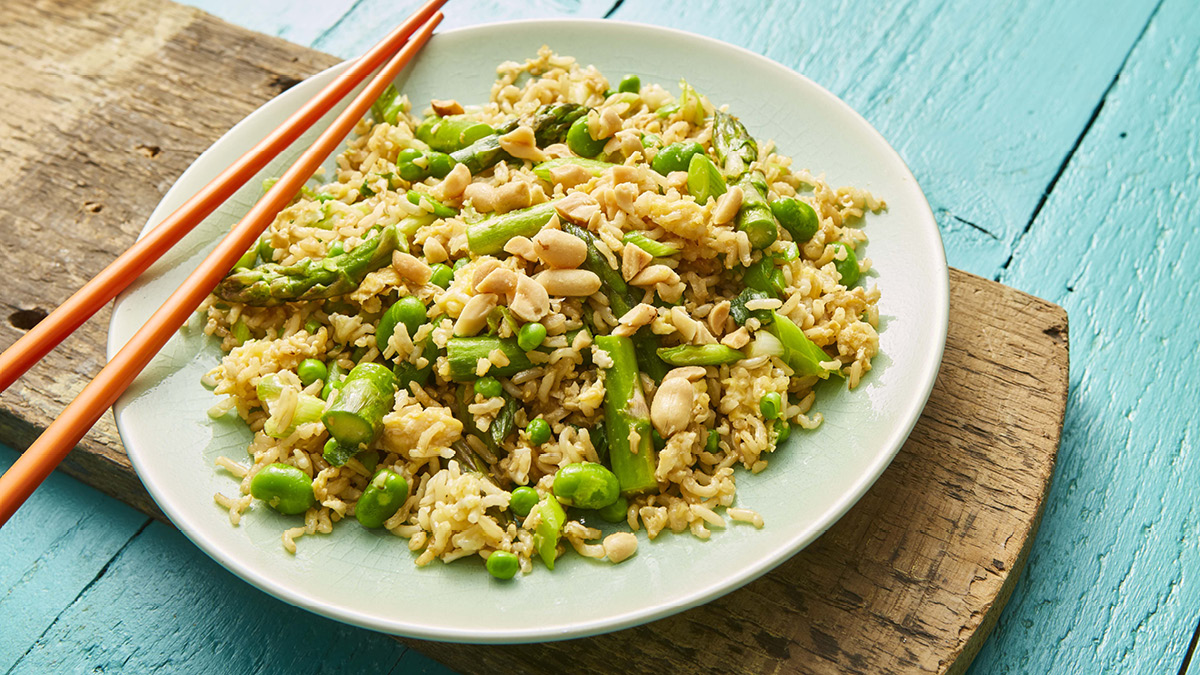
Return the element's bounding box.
[0,1,1068,673]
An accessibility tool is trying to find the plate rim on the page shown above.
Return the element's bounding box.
[110,16,949,643]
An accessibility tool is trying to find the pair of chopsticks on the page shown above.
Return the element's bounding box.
[0,0,448,525]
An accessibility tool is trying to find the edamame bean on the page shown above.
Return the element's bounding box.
[298,358,328,387]
[249,463,316,515]
[770,197,819,243]
[486,550,520,580]
[509,486,539,517]
[429,263,454,288]
[377,296,427,352]
[566,115,608,157]
[775,419,791,443]
[552,462,620,510]
[651,141,704,175]
[453,257,470,271]
[355,469,409,529]
[397,148,427,182]
[618,74,640,94]
[597,495,629,523]
[527,418,552,445]
[760,392,783,420]
[474,376,503,399]
[517,322,547,351]
[830,242,860,287]
[425,151,455,179]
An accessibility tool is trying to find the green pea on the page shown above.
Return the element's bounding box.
[517,322,547,351]
[304,318,322,335]
[705,429,720,454]
[760,392,783,420]
[474,376,503,398]
[651,141,704,176]
[429,263,454,289]
[509,486,540,517]
[355,469,409,529]
[297,358,328,387]
[425,151,455,179]
[453,257,470,271]
[618,74,641,94]
[567,115,608,157]
[397,148,428,182]
[770,197,819,243]
[830,242,860,287]
[552,462,620,510]
[597,495,629,523]
[486,550,520,580]
[527,418,552,445]
[377,296,428,352]
[327,241,345,257]
[250,463,316,515]
[775,419,791,443]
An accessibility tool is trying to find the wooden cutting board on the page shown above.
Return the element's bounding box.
[0,1,1068,673]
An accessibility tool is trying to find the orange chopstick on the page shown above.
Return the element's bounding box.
[0,0,446,396]
[0,12,443,526]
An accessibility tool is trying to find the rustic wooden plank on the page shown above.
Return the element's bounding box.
[973,0,1200,671]
[0,1,1067,673]
[609,0,1159,276]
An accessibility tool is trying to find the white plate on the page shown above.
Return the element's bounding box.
[110,19,948,643]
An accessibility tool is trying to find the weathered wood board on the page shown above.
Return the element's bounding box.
[0,1,1068,673]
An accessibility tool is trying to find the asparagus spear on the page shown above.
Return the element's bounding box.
[656,344,745,366]
[532,157,617,183]
[449,103,587,174]
[321,363,396,449]
[561,223,670,381]
[215,225,399,306]
[594,335,659,496]
[445,337,535,382]
[454,383,518,453]
[466,200,561,255]
[712,111,778,249]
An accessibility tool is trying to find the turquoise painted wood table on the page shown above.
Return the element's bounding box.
[2,0,1198,672]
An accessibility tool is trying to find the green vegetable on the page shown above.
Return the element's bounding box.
[532,157,616,183]
[450,103,586,174]
[655,103,680,119]
[406,190,457,218]
[321,360,346,400]
[594,335,659,496]
[486,550,520,580]
[770,197,819,243]
[358,182,376,199]
[428,263,453,288]
[425,151,456,179]
[446,337,535,381]
[656,344,744,366]
[397,147,427,182]
[355,469,409,528]
[831,242,860,287]
[376,295,426,352]
[249,464,316,515]
[466,200,561,256]
[527,418,552,446]
[304,318,322,335]
[760,392,783,420]
[750,311,834,378]
[231,319,250,346]
[321,362,396,448]
[416,115,495,153]
[743,255,786,298]
[729,287,774,327]
[618,74,641,94]
[453,257,469,271]
[297,358,327,387]
[713,111,778,249]
[453,384,517,456]
[686,152,726,204]
[566,115,608,157]
[517,322,548,351]
[532,495,567,570]
[215,225,400,306]
[261,385,325,439]
[622,232,679,258]
[597,495,629,523]
[233,247,257,271]
[257,234,275,264]
[370,84,405,125]
[327,241,344,257]
[322,438,357,467]
[509,486,540,518]
[474,376,503,399]
[391,337,435,390]
[705,429,720,454]
[651,141,704,175]
[774,419,791,443]
[553,462,620,510]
